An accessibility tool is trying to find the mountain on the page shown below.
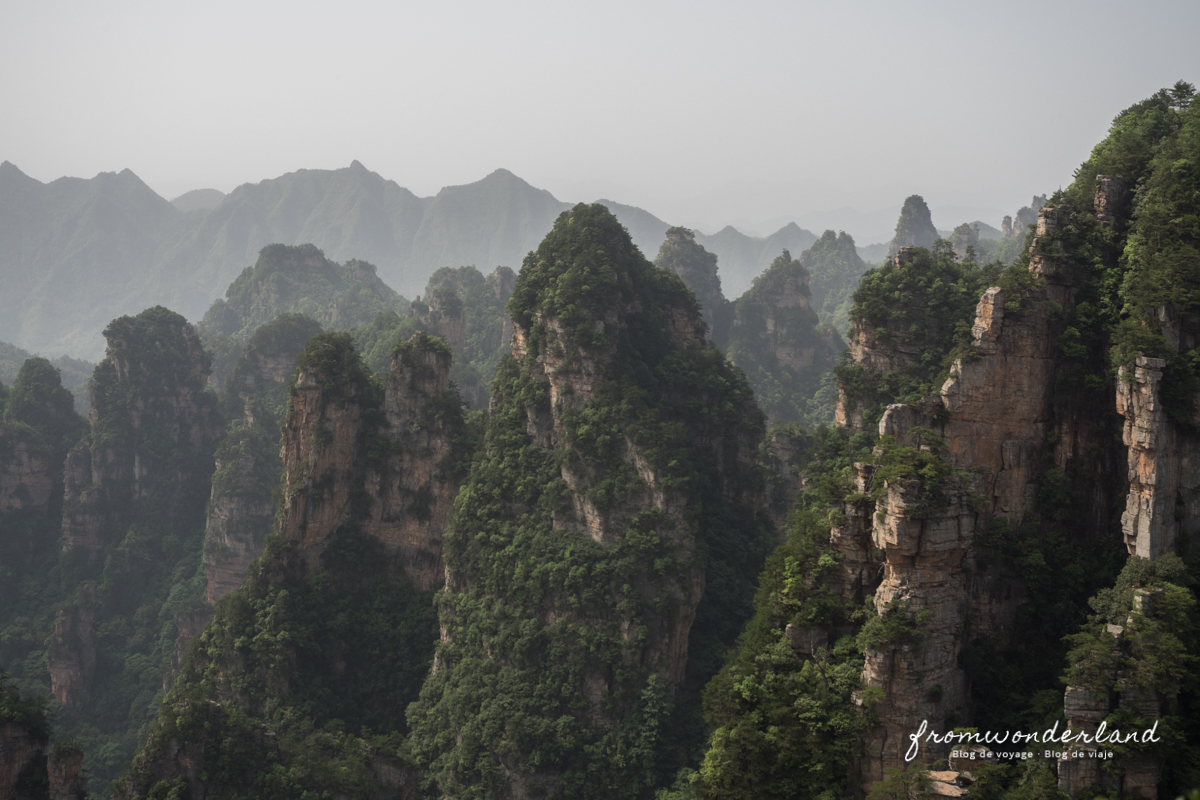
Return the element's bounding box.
[801,229,871,337]
[196,243,407,389]
[2,161,826,361]
[692,222,818,296]
[725,249,845,425]
[169,188,225,212]
[0,162,192,360]
[887,194,940,255]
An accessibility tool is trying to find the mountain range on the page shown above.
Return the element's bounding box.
[0,161,842,360]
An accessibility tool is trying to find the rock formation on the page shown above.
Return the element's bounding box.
[0,436,55,515]
[408,203,773,797]
[726,249,845,424]
[201,313,321,603]
[844,205,1085,785]
[1115,356,1200,559]
[278,331,466,590]
[48,747,87,800]
[45,307,222,787]
[888,195,940,255]
[949,222,980,260]
[654,226,733,347]
[1013,194,1048,234]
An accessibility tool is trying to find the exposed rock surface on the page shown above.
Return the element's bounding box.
[278,332,465,590]
[0,434,55,514]
[1093,174,1130,228]
[859,414,981,783]
[47,586,96,711]
[49,747,87,800]
[849,208,1079,786]
[1115,355,1200,559]
[202,314,320,604]
[0,721,46,799]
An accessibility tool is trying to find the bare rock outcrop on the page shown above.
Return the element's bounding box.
[49,747,87,800]
[0,435,55,514]
[855,208,1075,788]
[1115,355,1200,559]
[1093,174,1130,228]
[859,414,981,782]
[48,587,96,712]
[278,332,465,590]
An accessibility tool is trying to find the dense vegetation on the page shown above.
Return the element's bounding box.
[408,203,775,798]
[199,244,407,387]
[5,85,1200,800]
[801,229,870,338]
[0,340,95,414]
[834,241,1006,428]
[654,227,732,347]
[723,250,844,426]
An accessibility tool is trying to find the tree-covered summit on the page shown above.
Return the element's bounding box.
[408,202,774,798]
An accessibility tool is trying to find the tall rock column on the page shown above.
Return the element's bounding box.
[408,203,773,799]
[277,331,465,589]
[859,410,981,783]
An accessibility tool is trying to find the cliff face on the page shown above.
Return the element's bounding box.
[43,307,222,792]
[840,91,1200,796]
[0,356,86,534]
[277,332,464,590]
[0,436,55,514]
[408,203,773,798]
[856,206,1083,779]
[116,330,464,800]
[1115,355,1200,559]
[60,308,221,557]
[202,313,321,604]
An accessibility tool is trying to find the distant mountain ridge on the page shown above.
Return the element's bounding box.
[1,159,825,359]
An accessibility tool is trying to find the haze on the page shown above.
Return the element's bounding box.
[4,0,1198,238]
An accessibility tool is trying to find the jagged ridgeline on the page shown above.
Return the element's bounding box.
[407,203,775,798]
[117,331,472,799]
[682,82,1200,800]
[199,243,408,389]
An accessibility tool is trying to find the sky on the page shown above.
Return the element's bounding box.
[5,0,1199,241]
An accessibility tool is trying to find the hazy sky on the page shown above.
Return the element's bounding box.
[5,0,1198,237]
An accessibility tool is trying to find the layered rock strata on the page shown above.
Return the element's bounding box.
[854,208,1075,783]
[1116,355,1200,559]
